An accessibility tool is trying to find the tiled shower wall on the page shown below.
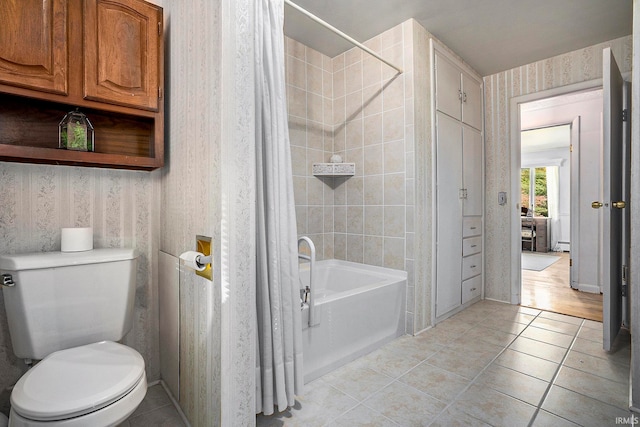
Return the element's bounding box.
[287,38,336,260]
[331,23,413,273]
[287,19,427,334]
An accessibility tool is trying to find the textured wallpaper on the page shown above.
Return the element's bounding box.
[0,162,161,414]
[159,0,255,425]
[159,0,223,424]
[483,35,632,302]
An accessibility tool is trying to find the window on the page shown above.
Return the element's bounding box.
[521,167,548,217]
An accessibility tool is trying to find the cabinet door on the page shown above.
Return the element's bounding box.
[462,275,482,304]
[0,0,68,94]
[436,112,463,317]
[84,0,162,111]
[462,126,483,216]
[461,72,483,130]
[435,52,462,121]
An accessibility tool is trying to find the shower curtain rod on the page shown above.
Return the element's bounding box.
[284,0,403,74]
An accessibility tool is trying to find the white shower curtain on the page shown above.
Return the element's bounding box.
[254,0,304,416]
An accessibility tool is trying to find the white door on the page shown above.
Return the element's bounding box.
[435,52,462,121]
[462,126,483,216]
[461,72,483,131]
[570,117,580,289]
[600,47,626,351]
[621,81,631,328]
[436,112,463,317]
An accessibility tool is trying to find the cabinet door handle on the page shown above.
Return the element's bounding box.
[458,89,463,100]
[463,92,467,103]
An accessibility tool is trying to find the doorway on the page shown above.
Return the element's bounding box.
[514,89,604,321]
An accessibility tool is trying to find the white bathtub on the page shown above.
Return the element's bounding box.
[299,259,406,382]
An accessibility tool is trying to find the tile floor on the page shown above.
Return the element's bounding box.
[257,300,633,427]
[120,383,186,426]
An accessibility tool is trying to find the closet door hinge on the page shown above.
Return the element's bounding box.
[623,264,629,282]
[622,109,629,122]
[158,87,163,99]
[622,284,628,297]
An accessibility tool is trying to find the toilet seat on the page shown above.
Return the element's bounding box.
[11,341,145,422]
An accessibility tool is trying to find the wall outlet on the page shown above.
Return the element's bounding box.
[498,192,507,205]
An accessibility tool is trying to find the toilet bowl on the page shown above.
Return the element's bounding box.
[9,341,146,427]
[0,249,145,426]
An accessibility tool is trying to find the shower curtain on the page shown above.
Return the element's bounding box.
[254,0,304,416]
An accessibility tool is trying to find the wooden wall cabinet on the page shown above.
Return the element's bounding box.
[0,0,164,170]
[84,0,161,111]
[0,0,69,95]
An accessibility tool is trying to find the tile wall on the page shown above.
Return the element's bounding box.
[331,23,412,272]
[286,38,335,260]
[286,19,430,334]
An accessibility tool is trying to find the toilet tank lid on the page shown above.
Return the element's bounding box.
[0,248,138,271]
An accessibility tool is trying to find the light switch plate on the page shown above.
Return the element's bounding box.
[498,192,507,205]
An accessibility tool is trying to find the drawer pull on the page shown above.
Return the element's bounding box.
[470,265,477,268]
[470,244,477,248]
[470,287,477,291]
[470,226,477,230]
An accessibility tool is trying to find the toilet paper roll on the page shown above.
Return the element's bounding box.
[61,227,93,252]
[179,251,207,272]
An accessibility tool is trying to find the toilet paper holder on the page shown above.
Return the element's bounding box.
[179,235,213,281]
[179,251,211,270]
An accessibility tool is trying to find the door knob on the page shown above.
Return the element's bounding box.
[613,201,626,209]
[591,201,603,209]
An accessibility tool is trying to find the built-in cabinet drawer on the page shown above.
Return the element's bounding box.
[462,275,482,304]
[462,216,482,238]
[462,253,482,280]
[463,236,482,256]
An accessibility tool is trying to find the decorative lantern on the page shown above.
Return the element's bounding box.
[59,109,94,152]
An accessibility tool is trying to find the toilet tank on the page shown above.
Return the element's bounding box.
[0,248,138,360]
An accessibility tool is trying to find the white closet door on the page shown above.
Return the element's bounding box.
[461,72,483,130]
[435,52,462,121]
[462,126,483,216]
[436,112,463,317]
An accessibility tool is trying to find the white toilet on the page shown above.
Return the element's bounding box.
[0,249,147,426]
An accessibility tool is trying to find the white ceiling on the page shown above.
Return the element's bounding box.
[521,125,570,155]
[284,0,632,76]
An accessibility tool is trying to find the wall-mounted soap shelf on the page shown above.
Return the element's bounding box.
[312,162,356,177]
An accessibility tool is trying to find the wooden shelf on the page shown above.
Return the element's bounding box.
[0,145,160,170]
[0,93,162,170]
